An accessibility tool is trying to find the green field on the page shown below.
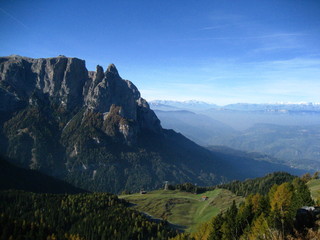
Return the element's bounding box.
[307,179,320,202]
[120,189,243,232]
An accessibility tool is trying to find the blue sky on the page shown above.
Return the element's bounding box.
[1,0,320,105]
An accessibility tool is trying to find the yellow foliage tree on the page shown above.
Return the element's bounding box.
[192,221,213,240]
[246,214,272,240]
[270,182,295,237]
[270,183,293,218]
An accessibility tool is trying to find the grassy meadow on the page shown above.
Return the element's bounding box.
[120,188,243,232]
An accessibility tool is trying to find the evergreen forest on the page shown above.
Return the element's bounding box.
[0,190,177,240]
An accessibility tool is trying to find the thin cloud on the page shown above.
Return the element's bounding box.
[185,32,306,42]
[200,24,232,31]
[0,7,29,30]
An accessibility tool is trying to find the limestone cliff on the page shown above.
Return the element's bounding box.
[0,55,161,145]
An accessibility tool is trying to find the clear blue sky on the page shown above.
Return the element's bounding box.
[1,0,320,105]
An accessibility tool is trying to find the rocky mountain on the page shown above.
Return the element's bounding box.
[0,55,304,193]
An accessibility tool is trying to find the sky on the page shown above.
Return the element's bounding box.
[1,0,320,105]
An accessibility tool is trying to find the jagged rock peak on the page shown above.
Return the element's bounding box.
[106,63,119,76]
[95,65,105,80]
[96,65,104,73]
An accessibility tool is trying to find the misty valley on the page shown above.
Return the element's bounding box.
[151,100,320,171]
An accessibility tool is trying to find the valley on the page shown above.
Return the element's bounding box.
[151,101,320,171]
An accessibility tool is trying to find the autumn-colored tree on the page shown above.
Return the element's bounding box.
[270,182,295,236]
[192,221,212,240]
[250,193,270,217]
[246,214,272,240]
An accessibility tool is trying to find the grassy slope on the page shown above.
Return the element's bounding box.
[307,179,320,201]
[120,189,243,232]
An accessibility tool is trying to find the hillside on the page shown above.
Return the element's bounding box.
[217,171,297,196]
[120,189,243,232]
[0,190,177,239]
[227,124,320,170]
[180,176,317,240]
[0,156,86,194]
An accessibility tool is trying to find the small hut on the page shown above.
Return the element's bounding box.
[201,196,208,201]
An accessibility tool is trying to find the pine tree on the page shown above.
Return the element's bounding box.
[208,213,224,240]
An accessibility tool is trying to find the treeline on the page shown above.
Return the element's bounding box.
[168,172,296,196]
[0,190,177,240]
[173,177,317,240]
[218,172,296,196]
[167,182,209,194]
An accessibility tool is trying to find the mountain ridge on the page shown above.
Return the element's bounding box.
[0,55,306,193]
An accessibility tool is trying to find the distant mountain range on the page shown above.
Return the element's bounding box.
[149,100,219,111]
[0,56,306,193]
[150,100,320,113]
[150,100,320,171]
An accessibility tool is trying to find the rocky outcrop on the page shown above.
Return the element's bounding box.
[0,55,162,144]
[0,55,88,110]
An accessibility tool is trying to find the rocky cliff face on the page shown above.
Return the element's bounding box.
[0,55,161,145]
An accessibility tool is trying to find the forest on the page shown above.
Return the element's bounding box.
[0,190,177,240]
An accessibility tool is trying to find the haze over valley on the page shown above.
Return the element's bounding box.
[151,100,320,171]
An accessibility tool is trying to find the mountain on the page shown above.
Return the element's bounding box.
[0,155,86,194]
[223,102,320,113]
[0,55,165,192]
[0,55,304,193]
